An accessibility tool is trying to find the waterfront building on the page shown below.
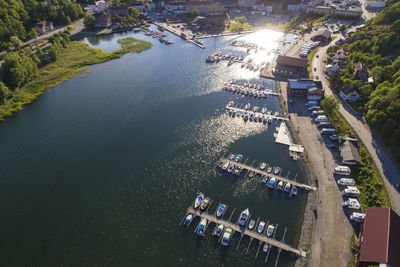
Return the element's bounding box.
[287,79,323,96]
[311,29,331,43]
[305,5,362,17]
[274,55,308,75]
[357,207,400,267]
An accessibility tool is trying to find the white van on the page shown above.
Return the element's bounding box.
[314,115,328,122]
[334,165,351,175]
[308,96,322,101]
[306,101,318,106]
[308,106,321,111]
[312,110,324,116]
[321,128,335,135]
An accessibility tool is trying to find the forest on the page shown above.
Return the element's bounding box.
[328,1,400,161]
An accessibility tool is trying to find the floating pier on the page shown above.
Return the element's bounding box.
[219,156,316,191]
[140,27,173,44]
[152,22,204,49]
[226,106,289,122]
[185,206,306,258]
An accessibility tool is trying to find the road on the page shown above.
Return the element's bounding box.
[310,24,400,212]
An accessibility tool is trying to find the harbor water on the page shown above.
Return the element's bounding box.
[0,27,307,266]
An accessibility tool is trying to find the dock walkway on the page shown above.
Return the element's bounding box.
[187,207,306,257]
[220,157,316,191]
[226,107,289,122]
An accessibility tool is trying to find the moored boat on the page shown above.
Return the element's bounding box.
[268,177,276,188]
[221,227,233,246]
[248,171,254,178]
[216,204,226,217]
[197,218,207,236]
[257,221,265,234]
[238,208,250,227]
[284,182,291,192]
[233,166,242,176]
[248,219,255,230]
[260,162,267,170]
[262,175,268,184]
[273,166,281,175]
[229,153,235,160]
[267,166,273,173]
[184,214,193,226]
[350,212,365,223]
[291,186,298,195]
[200,197,210,211]
[266,224,275,237]
[227,164,235,173]
[235,154,243,162]
[263,243,269,252]
[214,224,224,236]
[276,180,284,190]
[194,193,204,209]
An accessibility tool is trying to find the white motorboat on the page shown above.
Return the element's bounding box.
[343,198,361,209]
[273,166,281,175]
[194,193,204,209]
[276,180,284,190]
[221,227,233,246]
[248,219,255,230]
[342,186,360,197]
[268,177,276,188]
[197,218,207,236]
[337,178,355,186]
[248,171,254,178]
[216,204,226,217]
[222,162,229,171]
[291,186,298,195]
[267,166,273,173]
[184,214,193,226]
[334,165,351,175]
[257,221,265,234]
[233,166,242,176]
[268,117,273,123]
[227,164,235,173]
[266,224,275,237]
[238,208,250,227]
[263,243,269,252]
[284,182,291,192]
[261,107,267,114]
[350,212,366,223]
[229,154,235,160]
[235,154,243,162]
[262,175,268,184]
[214,224,224,236]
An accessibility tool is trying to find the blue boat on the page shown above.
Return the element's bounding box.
[268,178,276,188]
[184,214,193,226]
[239,208,250,227]
[216,204,226,217]
[197,218,207,236]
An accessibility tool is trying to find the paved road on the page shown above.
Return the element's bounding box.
[310,25,400,212]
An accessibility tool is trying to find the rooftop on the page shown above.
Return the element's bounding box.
[341,140,360,163]
[276,55,307,69]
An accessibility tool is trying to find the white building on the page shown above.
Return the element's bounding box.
[163,1,186,14]
[238,0,256,8]
[287,3,303,12]
[340,85,360,102]
[87,0,111,14]
[366,0,386,9]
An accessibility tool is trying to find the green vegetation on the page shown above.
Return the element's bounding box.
[226,17,255,32]
[307,47,319,74]
[191,9,200,17]
[0,37,151,120]
[320,95,339,115]
[321,97,391,209]
[0,0,84,50]
[331,1,400,162]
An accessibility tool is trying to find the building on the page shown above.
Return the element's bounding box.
[94,11,112,27]
[340,84,360,102]
[35,21,54,35]
[366,0,386,10]
[88,0,112,14]
[185,1,225,16]
[287,79,323,96]
[190,15,228,30]
[305,5,362,17]
[164,1,186,14]
[340,140,360,165]
[354,63,370,81]
[287,3,303,12]
[274,55,308,75]
[238,0,257,8]
[357,207,400,267]
[110,6,130,19]
[311,29,332,42]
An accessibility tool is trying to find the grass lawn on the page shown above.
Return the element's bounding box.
[226,22,256,32]
[0,37,152,120]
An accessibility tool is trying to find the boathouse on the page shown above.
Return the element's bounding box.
[311,29,331,43]
[357,207,400,267]
[274,55,308,75]
[287,79,323,97]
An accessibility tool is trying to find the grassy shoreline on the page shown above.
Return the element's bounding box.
[0,37,152,121]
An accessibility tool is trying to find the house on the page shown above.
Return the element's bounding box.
[287,79,323,96]
[357,207,400,267]
[190,15,228,30]
[311,29,331,42]
[340,140,360,165]
[305,5,362,17]
[35,21,54,35]
[238,0,257,8]
[274,55,308,75]
[94,11,112,27]
[354,63,370,81]
[164,1,186,14]
[110,6,130,19]
[287,3,303,12]
[186,1,225,16]
[340,85,360,102]
[366,0,386,10]
[87,0,111,14]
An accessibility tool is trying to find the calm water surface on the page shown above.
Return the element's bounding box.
[0,27,307,266]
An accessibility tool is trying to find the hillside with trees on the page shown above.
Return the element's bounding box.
[0,0,84,50]
[329,2,400,161]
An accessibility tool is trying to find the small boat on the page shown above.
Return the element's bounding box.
[337,178,355,186]
[262,175,268,184]
[238,208,250,227]
[258,221,265,234]
[245,103,251,110]
[267,166,273,173]
[248,219,256,230]
[184,214,193,226]
[200,197,210,211]
[222,162,229,171]
[260,162,267,170]
[342,186,360,197]
[276,181,284,190]
[235,154,243,162]
[268,117,273,123]
[273,166,281,175]
[229,154,235,160]
[218,161,225,169]
[233,166,242,176]
[214,224,224,236]
[263,117,268,124]
[248,171,254,178]
[227,164,235,173]
[343,198,361,209]
[263,243,269,252]
[350,212,366,223]
[284,183,291,192]
[228,101,234,107]
[291,186,298,196]
[221,227,233,246]
[197,218,207,236]
[266,224,275,237]
[262,107,267,114]
[194,193,204,209]
[274,111,279,117]
[268,178,276,188]
[216,204,226,217]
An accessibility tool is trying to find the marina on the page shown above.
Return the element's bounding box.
[140,27,173,44]
[218,156,316,191]
[180,198,306,259]
[225,105,289,122]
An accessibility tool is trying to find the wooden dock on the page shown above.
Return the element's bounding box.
[186,207,306,258]
[220,157,316,191]
[152,22,205,49]
[226,106,289,122]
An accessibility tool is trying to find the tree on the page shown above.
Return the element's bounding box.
[321,95,339,116]
[234,16,247,25]
[84,15,96,30]
[112,0,120,6]
[128,7,139,19]
[10,36,23,50]
[29,28,38,40]
[0,82,11,104]
[191,9,200,17]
